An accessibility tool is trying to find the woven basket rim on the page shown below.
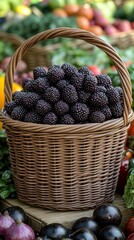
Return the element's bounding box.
[1,110,134,134]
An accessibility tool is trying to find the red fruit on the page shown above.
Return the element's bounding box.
[131,22,134,29]
[117,156,129,193]
[0,57,11,71]
[104,25,118,36]
[125,216,134,237]
[117,20,132,32]
[93,8,109,27]
[128,120,134,136]
[88,65,101,75]
[127,233,134,240]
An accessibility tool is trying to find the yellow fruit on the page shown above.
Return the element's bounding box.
[15,5,31,16]
[0,75,22,129]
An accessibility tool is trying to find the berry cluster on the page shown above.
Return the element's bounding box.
[4,64,124,124]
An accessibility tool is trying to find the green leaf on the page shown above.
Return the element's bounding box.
[0,179,7,187]
[0,190,10,199]
[2,170,12,181]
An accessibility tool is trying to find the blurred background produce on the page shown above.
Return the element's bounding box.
[0,0,134,201]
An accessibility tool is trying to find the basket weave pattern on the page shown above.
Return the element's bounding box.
[0,32,51,71]
[0,27,134,210]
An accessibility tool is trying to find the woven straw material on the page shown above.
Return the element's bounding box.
[0,32,51,71]
[111,30,134,49]
[0,27,134,210]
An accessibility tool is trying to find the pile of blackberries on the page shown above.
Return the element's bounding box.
[4,64,124,124]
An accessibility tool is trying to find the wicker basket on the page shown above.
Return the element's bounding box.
[111,30,134,49]
[0,31,51,71]
[0,27,134,211]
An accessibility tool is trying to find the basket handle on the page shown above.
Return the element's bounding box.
[5,27,132,125]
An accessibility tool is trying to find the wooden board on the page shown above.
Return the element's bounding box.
[0,194,134,233]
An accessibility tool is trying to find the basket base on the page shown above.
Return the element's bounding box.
[16,192,116,211]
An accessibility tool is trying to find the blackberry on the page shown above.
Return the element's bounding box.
[78,90,91,103]
[95,86,107,93]
[43,112,57,125]
[4,101,17,115]
[115,86,123,97]
[54,100,69,116]
[22,77,31,89]
[96,74,112,88]
[88,111,106,123]
[61,84,78,104]
[59,114,75,124]
[61,63,78,78]
[106,87,120,104]
[36,100,52,116]
[11,106,27,121]
[33,67,47,79]
[79,66,93,77]
[57,79,69,90]
[69,73,84,91]
[24,81,34,92]
[110,103,123,118]
[24,111,42,123]
[23,92,40,108]
[115,86,124,106]
[71,103,89,122]
[13,91,25,105]
[32,77,49,94]
[47,65,65,84]
[83,75,98,93]
[101,106,112,120]
[90,92,108,108]
[43,87,60,103]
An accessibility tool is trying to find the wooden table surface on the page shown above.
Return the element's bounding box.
[0,193,134,233]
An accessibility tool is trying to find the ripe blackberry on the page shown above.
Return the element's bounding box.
[61,63,78,78]
[33,67,47,79]
[115,86,123,97]
[71,103,90,122]
[24,111,42,123]
[36,100,52,116]
[96,74,112,88]
[88,111,106,123]
[106,87,120,104]
[32,77,49,94]
[78,90,91,103]
[61,84,78,104]
[22,77,31,89]
[47,65,65,84]
[56,79,69,90]
[101,106,112,120]
[90,92,108,108]
[43,112,57,125]
[4,101,17,115]
[13,91,25,105]
[115,86,124,106]
[110,103,123,118]
[69,73,84,91]
[78,66,93,77]
[95,86,106,93]
[24,81,34,92]
[54,100,69,116]
[23,92,40,108]
[43,87,60,103]
[59,114,75,124]
[11,106,27,121]
[83,75,98,93]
